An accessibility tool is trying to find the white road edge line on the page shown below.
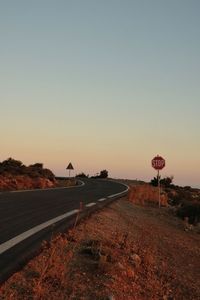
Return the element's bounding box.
[107,181,130,198]
[97,181,129,201]
[0,209,79,255]
[85,202,96,207]
[0,181,129,255]
[98,198,106,202]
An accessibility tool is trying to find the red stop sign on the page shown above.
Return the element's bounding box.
[152,155,165,170]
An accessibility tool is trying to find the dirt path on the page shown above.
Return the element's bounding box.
[0,198,200,299]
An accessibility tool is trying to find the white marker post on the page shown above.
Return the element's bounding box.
[151,155,165,208]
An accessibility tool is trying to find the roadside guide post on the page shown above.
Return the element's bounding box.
[66,162,74,178]
[151,155,165,208]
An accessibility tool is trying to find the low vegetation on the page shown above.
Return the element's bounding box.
[91,170,109,179]
[1,197,199,299]
[150,176,200,226]
[0,158,56,191]
[75,172,89,178]
[0,158,55,180]
[167,187,200,225]
[76,170,109,179]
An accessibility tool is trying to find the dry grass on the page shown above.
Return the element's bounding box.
[0,198,200,299]
[56,178,77,188]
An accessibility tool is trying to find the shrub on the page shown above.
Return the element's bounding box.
[177,201,200,224]
[0,158,24,175]
[75,172,88,178]
[0,158,55,181]
[99,170,108,178]
[150,176,173,188]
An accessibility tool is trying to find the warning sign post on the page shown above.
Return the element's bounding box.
[66,162,74,178]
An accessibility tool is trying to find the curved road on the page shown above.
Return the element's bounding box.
[0,179,128,283]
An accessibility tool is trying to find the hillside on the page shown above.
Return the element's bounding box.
[0,158,56,191]
[0,188,199,299]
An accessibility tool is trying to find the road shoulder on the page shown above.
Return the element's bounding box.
[1,197,200,299]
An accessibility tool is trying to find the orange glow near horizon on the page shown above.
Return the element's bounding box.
[0,1,200,188]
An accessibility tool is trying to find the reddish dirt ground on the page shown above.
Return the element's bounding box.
[0,197,200,300]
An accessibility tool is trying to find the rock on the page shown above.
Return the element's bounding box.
[108,296,115,300]
[130,254,141,267]
[184,217,194,231]
[100,253,108,263]
[105,295,115,300]
[80,239,103,260]
[0,174,56,191]
[117,262,125,270]
[126,266,135,278]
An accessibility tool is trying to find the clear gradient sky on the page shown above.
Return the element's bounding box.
[0,1,200,187]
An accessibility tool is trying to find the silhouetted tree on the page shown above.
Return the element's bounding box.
[150,176,173,187]
[0,158,24,174]
[75,172,88,178]
[99,170,108,178]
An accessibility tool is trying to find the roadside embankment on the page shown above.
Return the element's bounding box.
[0,158,78,191]
[1,194,199,299]
[129,183,168,206]
[0,174,56,191]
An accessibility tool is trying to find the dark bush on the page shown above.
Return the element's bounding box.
[40,168,55,181]
[0,158,55,181]
[75,172,88,178]
[183,186,192,191]
[0,158,24,175]
[91,170,109,179]
[177,201,200,224]
[167,187,195,206]
[150,176,173,188]
[99,170,108,178]
[29,163,43,169]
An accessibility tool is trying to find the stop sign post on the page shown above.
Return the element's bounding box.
[151,155,166,208]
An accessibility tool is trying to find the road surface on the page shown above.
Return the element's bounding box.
[0,179,128,283]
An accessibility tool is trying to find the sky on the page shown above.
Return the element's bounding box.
[0,0,200,187]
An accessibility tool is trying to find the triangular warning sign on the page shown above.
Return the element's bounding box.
[66,163,74,170]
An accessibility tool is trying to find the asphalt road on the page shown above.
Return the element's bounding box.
[0,178,128,283]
